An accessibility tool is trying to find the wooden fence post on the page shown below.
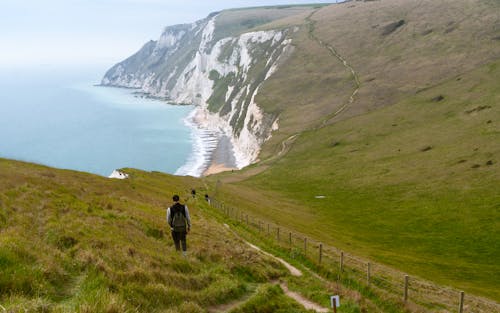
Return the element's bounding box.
[304,237,307,256]
[367,262,371,286]
[458,291,464,313]
[267,224,270,235]
[277,227,280,241]
[289,232,292,247]
[319,243,323,264]
[404,275,409,302]
[340,251,344,272]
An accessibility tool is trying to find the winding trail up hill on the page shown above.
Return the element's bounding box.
[201,0,500,303]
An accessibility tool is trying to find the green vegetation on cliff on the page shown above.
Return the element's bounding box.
[2,0,499,311]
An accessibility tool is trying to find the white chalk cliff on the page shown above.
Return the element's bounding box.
[102,11,295,170]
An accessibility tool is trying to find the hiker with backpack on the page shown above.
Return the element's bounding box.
[167,195,191,256]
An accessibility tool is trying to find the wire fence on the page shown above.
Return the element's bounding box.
[209,198,499,313]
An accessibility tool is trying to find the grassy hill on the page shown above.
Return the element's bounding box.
[2,158,428,312]
[2,0,499,311]
[255,0,500,159]
[206,0,500,302]
[0,159,331,312]
[211,59,500,300]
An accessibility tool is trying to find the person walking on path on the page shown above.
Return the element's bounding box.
[167,195,191,256]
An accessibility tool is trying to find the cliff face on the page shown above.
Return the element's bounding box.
[102,11,296,169]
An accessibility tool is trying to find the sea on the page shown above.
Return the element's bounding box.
[0,64,205,177]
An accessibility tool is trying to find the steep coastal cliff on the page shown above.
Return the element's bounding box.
[102,8,306,173]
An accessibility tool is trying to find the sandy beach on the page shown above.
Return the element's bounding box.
[203,135,238,176]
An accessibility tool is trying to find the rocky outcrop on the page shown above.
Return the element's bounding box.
[102,12,294,170]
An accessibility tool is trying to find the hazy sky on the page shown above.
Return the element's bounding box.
[1,0,334,67]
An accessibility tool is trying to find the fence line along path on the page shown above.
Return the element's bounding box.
[209,199,500,313]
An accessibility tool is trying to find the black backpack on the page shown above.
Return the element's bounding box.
[170,203,187,232]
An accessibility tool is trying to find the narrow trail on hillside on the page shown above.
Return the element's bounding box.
[279,282,329,313]
[207,284,259,313]
[305,12,361,128]
[216,223,330,313]
[262,9,362,166]
[245,242,303,277]
[214,8,361,182]
[277,134,298,158]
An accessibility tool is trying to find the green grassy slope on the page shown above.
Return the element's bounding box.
[212,5,324,42]
[308,0,500,120]
[207,0,500,300]
[211,59,500,300]
[255,0,500,160]
[2,0,499,310]
[0,159,324,312]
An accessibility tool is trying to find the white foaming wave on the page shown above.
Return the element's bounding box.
[175,109,219,177]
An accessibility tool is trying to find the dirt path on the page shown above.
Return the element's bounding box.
[306,12,361,128]
[207,285,259,313]
[277,134,299,158]
[279,282,330,313]
[245,242,302,277]
[267,12,361,163]
[235,9,360,174]
[220,224,330,312]
[245,241,330,313]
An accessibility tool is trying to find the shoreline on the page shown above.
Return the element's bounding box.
[203,163,237,176]
[98,86,243,177]
[95,86,240,177]
[175,107,239,177]
[202,134,238,176]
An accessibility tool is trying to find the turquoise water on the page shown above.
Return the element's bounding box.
[0,65,193,176]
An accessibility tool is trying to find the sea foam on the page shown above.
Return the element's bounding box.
[175,108,219,177]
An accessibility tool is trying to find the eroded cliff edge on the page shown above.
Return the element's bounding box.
[102,10,300,173]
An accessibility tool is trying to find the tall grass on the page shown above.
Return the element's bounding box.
[0,160,304,312]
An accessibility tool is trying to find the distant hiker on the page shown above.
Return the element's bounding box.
[191,188,196,198]
[167,195,191,256]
